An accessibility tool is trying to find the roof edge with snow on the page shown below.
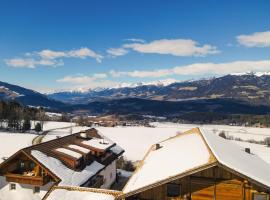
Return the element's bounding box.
[122,127,270,197]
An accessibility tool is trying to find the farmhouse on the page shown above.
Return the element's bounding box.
[122,128,270,200]
[0,128,124,200]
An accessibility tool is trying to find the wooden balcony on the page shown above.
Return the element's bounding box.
[5,173,50,186]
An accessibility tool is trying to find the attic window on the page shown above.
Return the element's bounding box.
[167,183,181,197]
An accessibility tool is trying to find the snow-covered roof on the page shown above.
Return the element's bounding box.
[110,144,124,155]
[123,127,270,195]
[123,130,213,193]
[55,148,83,159]
[32,150,104,186]
[46,188,115,200]
[201,128,270,189]
[81,138,115,151]
[68,144,91,154]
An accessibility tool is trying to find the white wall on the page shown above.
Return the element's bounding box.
[0,176,54,200]
[99,160,116,189]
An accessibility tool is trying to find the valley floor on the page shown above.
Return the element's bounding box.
[1,122,270,165]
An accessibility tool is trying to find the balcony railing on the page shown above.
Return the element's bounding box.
[5,173,50,186]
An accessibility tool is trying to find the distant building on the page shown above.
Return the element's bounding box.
[121,128,270,200]
[0,128,124,200]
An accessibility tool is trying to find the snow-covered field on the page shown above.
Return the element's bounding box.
[96,123,270,162]
[1,122,270,165]
[150,122,270,141]
[42,126,90,142]
[0,121,77,164]
[42,121,75,131]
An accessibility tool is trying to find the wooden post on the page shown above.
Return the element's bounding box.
[214,166,216,200]
[189,176,191,200]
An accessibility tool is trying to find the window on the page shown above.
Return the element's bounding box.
[10,183,16,190]
[253,193,268,200]
[20,161,25,168]
[167,183,181,197]
[30,162,35,169]
[33,186,40,193]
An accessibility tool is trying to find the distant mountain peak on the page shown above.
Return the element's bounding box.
[47,73,270,105]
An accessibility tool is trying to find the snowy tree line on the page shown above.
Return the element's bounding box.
[0,101,45,132]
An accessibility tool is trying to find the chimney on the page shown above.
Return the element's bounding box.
[245,148,251,154]
[155,143,162,150]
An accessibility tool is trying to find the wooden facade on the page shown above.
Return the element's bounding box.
[0,151,54,186]
[125,166,270,200]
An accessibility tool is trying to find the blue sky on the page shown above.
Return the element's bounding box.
[1,0,270,93]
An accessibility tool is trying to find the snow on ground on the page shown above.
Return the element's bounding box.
[42,121,75,131]
[151,122,270,141]
[98,123,270,162]
[117,169,133,178]
[42,126,90,142]
[2,121,269,166]
[0,132,36,164]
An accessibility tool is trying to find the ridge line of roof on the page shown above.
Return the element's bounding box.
[23,128,96,151]
[195,128,217,164]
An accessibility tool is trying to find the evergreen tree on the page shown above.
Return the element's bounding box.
[35,123,42,132]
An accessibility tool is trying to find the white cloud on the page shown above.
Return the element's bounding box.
[237,31,270,47]
[93,73,107,79]
[38,50,66,60]
[4,58,63,68]
[124,38,145,43]
[107,48,128,57]
[6,47,103,68]
[57,75,96,84]
[110,60,270,78]
[38,47,103,63]
[57,74,118,90]
[123,39,219,57]
[57,73,107,84]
